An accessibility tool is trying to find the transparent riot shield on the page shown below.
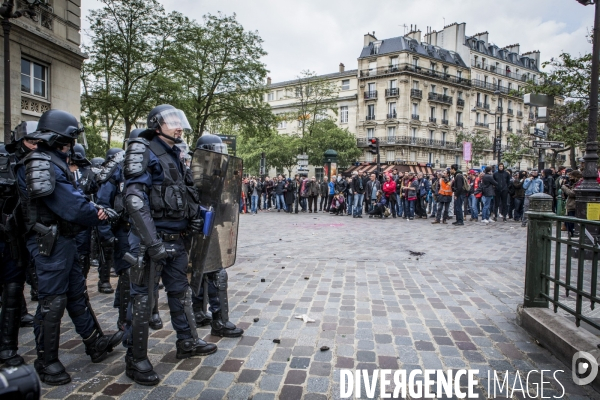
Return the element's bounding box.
[189,149,242,295]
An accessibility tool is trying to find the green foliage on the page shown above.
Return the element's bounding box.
[525,53,593,100]
[83,126,109,159]
[302,120,361,168]
[281,70,340,138]
[456,130,492,166]
[502,130,531,168]
[237,131,300,177]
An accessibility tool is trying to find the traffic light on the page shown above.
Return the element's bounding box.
[368,138,379,155]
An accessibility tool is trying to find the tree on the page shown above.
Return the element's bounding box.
[82,125,110,159]
[282,71,340,138]
[546,101,589,167]
[302,120,361,168]
[170,13,272,145]
[456,130,492,166]
[502,129,531,168]
[84,0,185,140]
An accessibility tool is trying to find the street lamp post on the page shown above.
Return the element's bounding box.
[574,0,600,224]
[0,0,41,144]
[472,89,505,166]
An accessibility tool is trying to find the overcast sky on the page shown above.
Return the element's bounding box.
[81,0,594,83]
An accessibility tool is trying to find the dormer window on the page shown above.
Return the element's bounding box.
[373,41,382,55]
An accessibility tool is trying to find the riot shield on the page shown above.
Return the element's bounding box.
[189,149,242,295]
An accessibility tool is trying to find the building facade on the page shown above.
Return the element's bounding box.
[1,0,85,136]
[265,22,557,176]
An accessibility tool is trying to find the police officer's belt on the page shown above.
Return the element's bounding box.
[158,232,181,242]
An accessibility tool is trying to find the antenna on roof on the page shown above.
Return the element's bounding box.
[400,24,408,35]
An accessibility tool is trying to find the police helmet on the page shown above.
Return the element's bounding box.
[141,104,191,141]
[106,148,125,163]
[33,110,84,145]
[129,128,145,139]
[6,121,39,152]
[91,157,105,168]
[195,134,228,154]
[71,143,91,167]
[0,144,6,156]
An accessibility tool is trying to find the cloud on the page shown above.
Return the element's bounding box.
[81,0,593,81]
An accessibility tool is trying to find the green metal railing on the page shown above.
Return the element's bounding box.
[523,193,600,330]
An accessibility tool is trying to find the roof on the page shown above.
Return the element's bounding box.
[359,36,468,68]
[465,37,539,72]
[269,70,358,89]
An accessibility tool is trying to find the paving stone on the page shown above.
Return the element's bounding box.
[285,370,307,385]
[237,369,262,383]
[147,386,177,400]
[192,366,216,381]
[279,385,303,400]
[307,377,329,393]
[175,381,205,398]
[208,372,235,388]
[198,389,226,400]
[259,374,283,391]
[290,357,311,369]
[227,384,254,400]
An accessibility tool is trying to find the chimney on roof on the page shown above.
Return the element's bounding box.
[339,63,345,73]
[364,32,377,47]
[267,77,271,85]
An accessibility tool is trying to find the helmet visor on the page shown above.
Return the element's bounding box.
[157,109,192,133]
[14,121,39,141]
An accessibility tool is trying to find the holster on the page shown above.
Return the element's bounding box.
[33,223,58,257]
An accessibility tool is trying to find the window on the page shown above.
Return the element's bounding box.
[387,126,396,140]
[277,119,287,129]
[340,106,348,123]
[365,152,373,162]
[508,82,512,91]
[429,130,434,140]
[430,62,436,72]
[390,57,399,68]
[484,114,488,124]
[413,57,419,68]
[443,66,448,76]
[368,62,377,73]
[412,103,418,115]
[373,41,381,54]
[455,155,460,166]
[456,112,462,124]
[341,79,350,90]
[368,82,376,92]
[410,151,416,162]
[443,88,448,96]
[430,107,435,119]
[442,109,448,121]
[430,84,436,94]
[276,90,283,100]
[497,79,503,89]
[476,112,480,123]
[21,58,47,98]
[457,70,462,79]
[413,81,419,89]
[508,100,513,110]
[442,132,447,144]
[295,87,302,97]
[428,152,433,163]
[458,91,463,99]
[498,98,503,108]
[389,79,397,89]
[367,104,375,119]
[484,94,488,105]
[388,102,396,116]
[476,93,481,103]
[387,150,396,162]
[441,154,445,165]
[298,120,303,127]
[411,127,417,138]
[367,128,374,139]
[484,75,488,85]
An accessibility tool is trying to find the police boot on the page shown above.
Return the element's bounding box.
[126,294,160,386]
[98,262,114,294]
[194,308,212,327]
[83,329,124,363]
[175,338,217,359]
[34,294,71,385]
[149,292,163,330]
[0,283,25,367]
[211,311,244,338]
[20,293,34,327]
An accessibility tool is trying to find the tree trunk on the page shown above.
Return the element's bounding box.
[570,147,577,169]
[104,114,112,150]
[124,118,132,142]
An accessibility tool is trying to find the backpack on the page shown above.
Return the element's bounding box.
[460,173,471,192]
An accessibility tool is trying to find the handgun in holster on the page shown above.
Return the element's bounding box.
[124,244,147,286]
[33,223,58,257]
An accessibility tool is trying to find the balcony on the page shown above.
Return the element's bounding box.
[429,117,437,123]
[517,111,523,117]
[386,112,397,119]
[457,99,465,107]
[476,101,482,108]
[364,91,377,99]
[456,122,464,127]
[363,136,460,149]
[441,119,449,125]
[507,127,513,133]
[385,88,399,97]
[517,129,523,134]
[529,112,535,119]
[428,92,453,105]
[483,103,490,110]
[497,106,503,112]
[410,89,422,99]
[358,63,472,86]
[439,163,448,168]
[366,115,376,121]
[475,122,489,128]
[507,108,513,115]
[411,114,420,121]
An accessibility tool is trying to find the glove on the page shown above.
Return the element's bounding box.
[103,207,121,223]
[147,242,168,261]
[189,218,204,234]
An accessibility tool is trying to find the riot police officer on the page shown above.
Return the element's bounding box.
[16,110,124,385]
[0,122,40,366]
[70,144,105,290]
[89,156,105,268]
[123,105,215,385]
[192,135,243,338]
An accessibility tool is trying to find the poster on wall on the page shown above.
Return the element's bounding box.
[463,142,472,162]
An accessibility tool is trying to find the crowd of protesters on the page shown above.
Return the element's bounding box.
[239,163,587,231]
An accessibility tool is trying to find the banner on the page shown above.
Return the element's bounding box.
[463,142,472,162]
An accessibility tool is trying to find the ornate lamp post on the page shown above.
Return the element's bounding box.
[0,0,43,143]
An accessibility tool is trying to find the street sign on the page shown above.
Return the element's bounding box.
[216,135,237,156]
[529,127,547,139]
[532,141,565,149]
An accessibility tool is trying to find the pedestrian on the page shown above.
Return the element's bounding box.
[522,170,544,227]
[284,178,295,213]
[366,173,381,215]
[346,176,354,216]
[326,177,336,212]
[368,190,387,218]
[431,171,452,224]
[351,171,365,218]
[450,164,467,226]
[480,166,498,224]
[330,192,345,215]
[467,170,479,221]
[511,171,526,222]
[319,177,328,211]
[274,175,287,212]
[561,170,583,237]
[308,176,319,213]
[382,173,397,218]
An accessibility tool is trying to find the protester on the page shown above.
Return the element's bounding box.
[522,170,544,227]
[368,190,387,219]
[561,170,583,237]
[480,166,498,224]
[431,171,452,224]
[382,173,397,218]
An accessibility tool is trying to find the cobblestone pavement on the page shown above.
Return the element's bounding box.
[25,211,598,399]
